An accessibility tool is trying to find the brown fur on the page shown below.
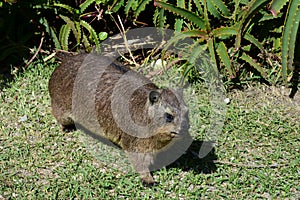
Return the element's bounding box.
[49,53,190,185]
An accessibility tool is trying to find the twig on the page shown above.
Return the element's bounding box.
[25,31,44,68]
[117,15,138,67]
[109,14,138,67]
[118,50,136,65]
[43,52,57,63]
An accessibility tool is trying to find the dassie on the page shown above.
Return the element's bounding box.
[49,53,190,185]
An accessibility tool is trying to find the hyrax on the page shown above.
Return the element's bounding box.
[49,53,190,185]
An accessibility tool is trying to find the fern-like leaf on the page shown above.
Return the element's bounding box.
[40,17,61,49]
[213,27,265,53]
[235,0,269,50]
[59,24,71,51]
[112,0,124,13]
[244,33,264,53]
[182,63,194,80]
[216,42,234,77]
[80,0,95,13]
[281,0,300,84]
[241,0,270,23]
[59,15,80,45]
[212,26,238,36]
[188,44,207,69]
[82,32,92,52]
[50,27,61,50]
[211,0,230,17]
[192,0,204,15]
[207,38,217,67]
[175,0,185,31]
[269,0,289,17]
[165,30,208,50]
[125,0,137,15]
[177,0,185,8]
[175,18,184,32]
[135,0,152,17]
[80,20,100,52]
[53,3,77,14]
[155,1,205,29]
[240,52,267,78]
[207,0,221,19]
[75,21,82,45]
[199,0,211,30]
[159,8,166,28]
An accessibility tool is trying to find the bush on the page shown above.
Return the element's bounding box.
[153,0,300,85]
[0,0,299,87]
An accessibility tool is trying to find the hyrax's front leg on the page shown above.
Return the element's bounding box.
[50,102,75,132]
[126,151,156,186]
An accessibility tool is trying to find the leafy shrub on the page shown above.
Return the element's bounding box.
[270,0,300,85]
[40,0,109,52]
[1,0,298,87]
[0,0,115,74]
[0,1,44,71]
[153,0,300,85]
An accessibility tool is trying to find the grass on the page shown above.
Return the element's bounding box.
[0,58,299,199]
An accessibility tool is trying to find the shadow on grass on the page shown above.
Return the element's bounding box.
[166,140,217,174]
[62,124,217,176]
[0,72,14,92]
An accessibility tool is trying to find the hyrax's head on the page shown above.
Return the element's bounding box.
[129,86,189,146]
[148,89,189,142]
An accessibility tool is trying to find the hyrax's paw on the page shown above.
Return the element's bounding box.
[141,173,156,187]
[141,177,157,187]
[142,181,157,187]
[61,124,76,132]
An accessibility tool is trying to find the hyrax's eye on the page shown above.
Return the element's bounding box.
[164,113,174,123]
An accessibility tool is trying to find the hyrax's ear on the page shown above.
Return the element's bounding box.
[175,87,184,97]
[149,90,160,105]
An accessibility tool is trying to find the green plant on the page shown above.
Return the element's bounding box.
[154,0,275,83]
[40,0,108,52]
[153,0,299,85]
[102,0,153,19]
[0,1,42,70]
[270,0,300,85]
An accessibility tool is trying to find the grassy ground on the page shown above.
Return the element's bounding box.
[0,59,299,199]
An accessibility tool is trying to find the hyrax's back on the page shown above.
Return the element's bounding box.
[49,53,190,185]
[49,53,86,128]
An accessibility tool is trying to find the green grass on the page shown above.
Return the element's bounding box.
[0,59,299,199]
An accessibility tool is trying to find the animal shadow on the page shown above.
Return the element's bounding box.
[66,124,217,176]
[166,140,218,174]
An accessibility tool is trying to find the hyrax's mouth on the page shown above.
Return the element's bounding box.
[170,132,179,138]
